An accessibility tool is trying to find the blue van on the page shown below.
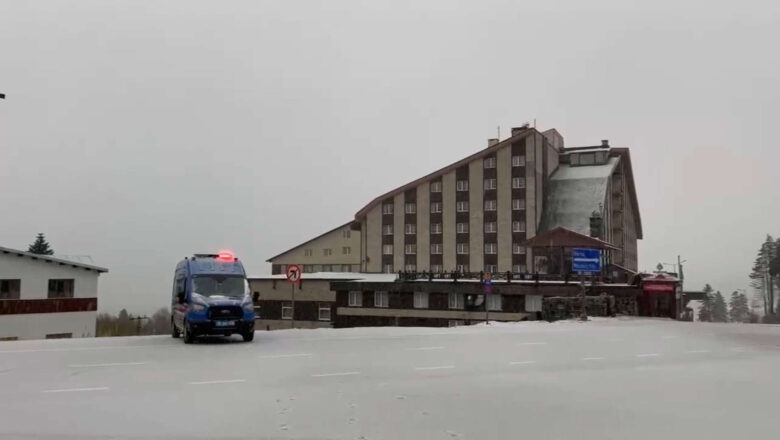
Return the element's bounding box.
[171,251,256,343]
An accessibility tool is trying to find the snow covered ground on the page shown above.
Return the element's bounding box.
[1,318,779,439]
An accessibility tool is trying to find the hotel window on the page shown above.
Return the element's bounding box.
[484,222,497,233]
[343,229,351,238]
[456,201,469,212]
[348,291,363,307]
[431,243,443,255]
[322,265,332,272]
[48,279,74,299]
[484,243,497,254]
[484,200,497,211]
[431,223,442,234]
[456,243,469,254]
[414,292,429,309]
[456,264,468,273]
[405,223,417,235]
[512,177,525,189]
[484,157,496,169]
[431,202,442,213]
[318,304,332,321]
[281,302,293,319]
[580,153,596,165]
[341,264,351,272]
[512,155,525,167]
[304,248,313,257]
[383,224,393,235]
[323,248,332,256]
[0,279,21,299]
[456,223,469,234]
[513,244,527,254]
[512,199,526,210]
[382,204,393,215]
[484,264,498,273]
[431,264,443,273]
[405,244,417,255]
[512,264,526,274]
[512,220,526,232]
[448,293,464,309]
[405,203,416,214]
[383,264,394,273]
[343,246,351,255]
[374,291,389,308]
[405,264,417,272]
[430,181,442,193]
[487,295,502,311]
[382,244,393,255]
[484,179,496,190]
[303,265,313,273]
[456,180,469,191]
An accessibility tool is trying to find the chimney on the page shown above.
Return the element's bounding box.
[487,138,499,147]
[511,124,530,136]
[601,139,609,147]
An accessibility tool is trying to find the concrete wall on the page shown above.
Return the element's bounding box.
[365,205,382,272]
[442,171,456,270]
[497,145,512,272]
[0,311,97,340]
[417,182,430,271]
[468,159,484,272]
[269,224,361,268]
[0,252,100,299]
[249,279,336,302]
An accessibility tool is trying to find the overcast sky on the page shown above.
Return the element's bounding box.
[1,0,779,315]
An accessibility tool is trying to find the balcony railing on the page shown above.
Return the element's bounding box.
[396,271,604,284]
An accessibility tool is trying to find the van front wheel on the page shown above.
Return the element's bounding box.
[242,331,254,342]
[171,319,180,338]
[183,320,195,344]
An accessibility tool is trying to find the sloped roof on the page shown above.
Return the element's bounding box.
[0,245,108,273]
[354,127,535,219]
[266,221,353,262]
[521,227,620,250]
[538,157,619,235]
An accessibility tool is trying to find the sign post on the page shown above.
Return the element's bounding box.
[285,265,302,329]
[483,271,493,324]
[572,249,601,320]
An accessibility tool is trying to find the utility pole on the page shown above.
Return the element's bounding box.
[129,316,150,335]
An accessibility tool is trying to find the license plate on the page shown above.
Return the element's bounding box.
[215,320,235,327]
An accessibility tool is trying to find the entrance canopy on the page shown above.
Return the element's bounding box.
[522,227,620,250]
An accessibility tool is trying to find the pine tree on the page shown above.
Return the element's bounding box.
[712,291,728,322]
[698,284,714,322]
[729,291,750,323]
[760,236,776,315]
[27,233,54,255]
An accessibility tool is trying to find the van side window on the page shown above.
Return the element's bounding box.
[174,277,185,299]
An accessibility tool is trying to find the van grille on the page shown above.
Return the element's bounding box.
[208,306,242,320]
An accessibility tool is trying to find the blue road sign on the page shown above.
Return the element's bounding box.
[572,248,601,273]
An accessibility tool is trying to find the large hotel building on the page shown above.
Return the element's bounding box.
[267,125,641,277]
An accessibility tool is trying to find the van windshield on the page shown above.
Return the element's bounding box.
[192,276,247,299]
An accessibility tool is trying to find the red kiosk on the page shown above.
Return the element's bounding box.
[639,273,680,318]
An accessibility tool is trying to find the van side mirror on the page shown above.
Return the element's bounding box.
[177,292,185,304]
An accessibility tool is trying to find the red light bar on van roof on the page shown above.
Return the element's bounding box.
[216,250,235,262]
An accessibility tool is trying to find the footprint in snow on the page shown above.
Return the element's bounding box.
[279,424,288,431]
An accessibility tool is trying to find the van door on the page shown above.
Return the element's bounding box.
[172,273,187,328]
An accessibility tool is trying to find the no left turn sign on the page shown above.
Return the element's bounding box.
[286,265,302,284]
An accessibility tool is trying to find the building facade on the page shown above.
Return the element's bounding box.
[268,222,361,275]
[0,246,108,340]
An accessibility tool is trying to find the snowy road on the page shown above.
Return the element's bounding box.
[1,318,779,439]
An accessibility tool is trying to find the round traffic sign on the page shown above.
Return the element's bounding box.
[286,265,302,284]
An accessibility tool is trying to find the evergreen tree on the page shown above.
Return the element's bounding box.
[760,236,776,315]
[712,291,728,322]
[27,233,54,255]
[729,291,750,323]
[698,284,714,322]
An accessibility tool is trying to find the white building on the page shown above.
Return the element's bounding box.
[0,245,108,341]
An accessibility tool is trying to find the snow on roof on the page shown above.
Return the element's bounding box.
[0,245,108,273]
[249,272,397,282]
[539,157,619,235]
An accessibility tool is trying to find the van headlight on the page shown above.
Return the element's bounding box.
[191,302,206,312]
[242,297,255,313]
